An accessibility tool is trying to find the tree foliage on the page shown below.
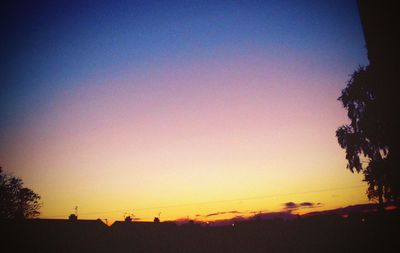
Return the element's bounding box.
[0,167,41,219]
[336,65,399,205]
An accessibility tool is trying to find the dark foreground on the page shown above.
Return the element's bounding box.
[2,210,398,253]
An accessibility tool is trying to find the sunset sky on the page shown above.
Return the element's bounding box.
[1,0,369,223]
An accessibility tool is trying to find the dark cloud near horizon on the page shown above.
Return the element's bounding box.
[284,202,298,209]
[283,201,322,210]
[249,209,269,214]
[195,210,242,218]
[206,210,242,217]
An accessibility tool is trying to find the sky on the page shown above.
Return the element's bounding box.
[0,0,369,223]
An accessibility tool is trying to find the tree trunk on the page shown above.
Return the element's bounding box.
[378,182,384,211]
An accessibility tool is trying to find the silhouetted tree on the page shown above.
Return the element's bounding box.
[0,167,41,219]
[336,65,399,207]
[69,213,78,221]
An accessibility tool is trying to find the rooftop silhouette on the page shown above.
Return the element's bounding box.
[1,206,398,253]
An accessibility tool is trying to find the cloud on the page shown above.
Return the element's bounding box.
[249,209,269,214]
[284,202,298,209]
[173,203,383,227]
[283,201,322,211]
[207,210,241,217]
[195,210,242,218]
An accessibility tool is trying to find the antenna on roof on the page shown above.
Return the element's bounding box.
[124,210,135,222]
[74,206,78,217]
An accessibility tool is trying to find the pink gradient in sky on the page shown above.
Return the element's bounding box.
[1,49,368,222]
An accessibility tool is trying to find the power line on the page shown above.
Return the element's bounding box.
[133,184,365,211]
[40,184,365,219]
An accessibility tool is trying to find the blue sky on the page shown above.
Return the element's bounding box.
[2,0,366,124]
